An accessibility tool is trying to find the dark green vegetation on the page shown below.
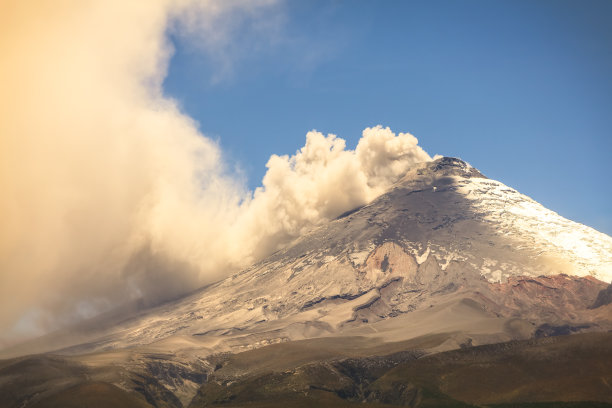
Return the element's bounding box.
[190,332,612,407]
[366,332,612,407]
[1,332,611,407]
[28,383,151,408]
[0,354,182,408]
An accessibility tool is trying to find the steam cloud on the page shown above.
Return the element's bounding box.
[0,1,431,345]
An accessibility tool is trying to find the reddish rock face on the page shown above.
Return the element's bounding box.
[469,274,610,334]
[364,242,418,283]
[491,274,606,310]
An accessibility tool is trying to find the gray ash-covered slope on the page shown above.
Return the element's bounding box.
[8,157,611,358]
[3,157,612,407]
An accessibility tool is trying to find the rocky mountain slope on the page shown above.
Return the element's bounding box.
[1,157,611,407]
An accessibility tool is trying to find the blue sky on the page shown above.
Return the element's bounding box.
[163,0,612,235]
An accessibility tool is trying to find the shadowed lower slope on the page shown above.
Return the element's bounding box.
[187,332,612,408]
[2,332,611,407]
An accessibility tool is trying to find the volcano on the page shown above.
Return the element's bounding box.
[2,157,611,408]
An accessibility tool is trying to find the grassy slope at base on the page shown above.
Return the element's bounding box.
[28,382,151,408]
[1,332,611,407]
[189,332,612,408]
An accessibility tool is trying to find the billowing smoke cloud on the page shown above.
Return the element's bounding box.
[235,127,431,261]
[0,1,431,346]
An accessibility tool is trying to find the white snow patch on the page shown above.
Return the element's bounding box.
[348,243,376,267]
[416,247,430,264]
[456,177,612,282]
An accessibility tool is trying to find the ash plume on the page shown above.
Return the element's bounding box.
[0,1,431,346]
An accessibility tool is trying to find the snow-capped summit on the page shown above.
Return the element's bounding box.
[394,156,612,283]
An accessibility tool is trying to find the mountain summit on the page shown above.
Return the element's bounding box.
[2,157,612,407]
